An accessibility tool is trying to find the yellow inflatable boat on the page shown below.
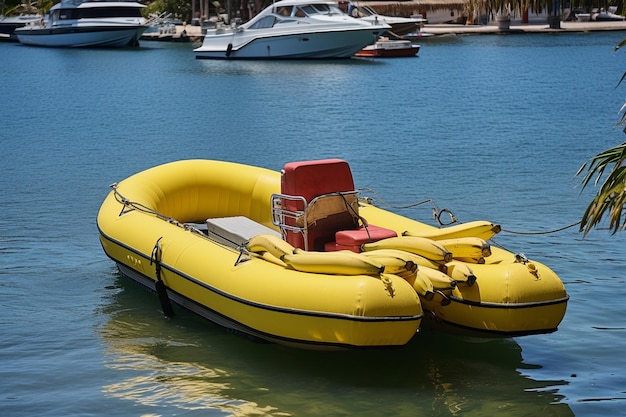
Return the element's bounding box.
[97,159,568,348]
[97,159,423,349]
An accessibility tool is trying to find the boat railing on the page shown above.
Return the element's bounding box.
[271,193,307,245]
[145,11,171,27]
[271,191,360,251]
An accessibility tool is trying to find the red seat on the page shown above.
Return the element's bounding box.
[281,159,358,250]
[279,159,395,252]
[325,225,398,253]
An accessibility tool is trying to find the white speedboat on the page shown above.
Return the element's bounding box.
[193,0,390,59]
[15,0,149,47]
[350,4,426,36]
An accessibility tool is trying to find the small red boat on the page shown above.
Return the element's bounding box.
[355,39,420,58]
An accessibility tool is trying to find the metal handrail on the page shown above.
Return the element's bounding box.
[271,193,307,247]
[271,191,360,251]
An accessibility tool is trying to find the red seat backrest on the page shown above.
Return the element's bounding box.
[281,159,357,250]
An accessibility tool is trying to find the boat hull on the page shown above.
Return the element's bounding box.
[418,259,569,336]
[594,14,625,21]
[386,21,421,36]
[194,28,384,59]
[16,25,148,47]
[360,20,421,36]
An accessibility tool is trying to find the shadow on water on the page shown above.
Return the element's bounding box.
[99,273,574,417]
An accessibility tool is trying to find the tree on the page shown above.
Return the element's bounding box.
[577,39,626,236]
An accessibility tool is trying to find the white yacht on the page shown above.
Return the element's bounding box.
[0,14,41,41]
[15,0,149,47]
[193,0,389,59]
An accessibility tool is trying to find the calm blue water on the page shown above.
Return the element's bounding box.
[2,32,626,417]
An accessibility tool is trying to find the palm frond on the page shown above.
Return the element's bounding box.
[615,39,626,52]
[618,71,626,88]
[577,143,626,235]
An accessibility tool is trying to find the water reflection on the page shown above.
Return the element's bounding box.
[100,275,573,417]
[195,57,378,77]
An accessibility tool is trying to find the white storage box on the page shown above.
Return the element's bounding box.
[206,216,281,249]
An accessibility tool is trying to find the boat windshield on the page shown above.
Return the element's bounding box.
[271,5,309,17]
[58,7,143,19]
[350,5,381,18]
[274,5,293,16]
[360,6,377,16]
[299,4,344,16]
[248,15,277,28]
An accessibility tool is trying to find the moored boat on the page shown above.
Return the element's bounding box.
[193,0,389,59]
[15,0,149,48]
[0,0,41,41]
[0,13,41,41]
[97,159,568,349]
[355,38,420,57]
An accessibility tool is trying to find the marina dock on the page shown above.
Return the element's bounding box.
[141,18,626,43]
[424,18,626,35]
